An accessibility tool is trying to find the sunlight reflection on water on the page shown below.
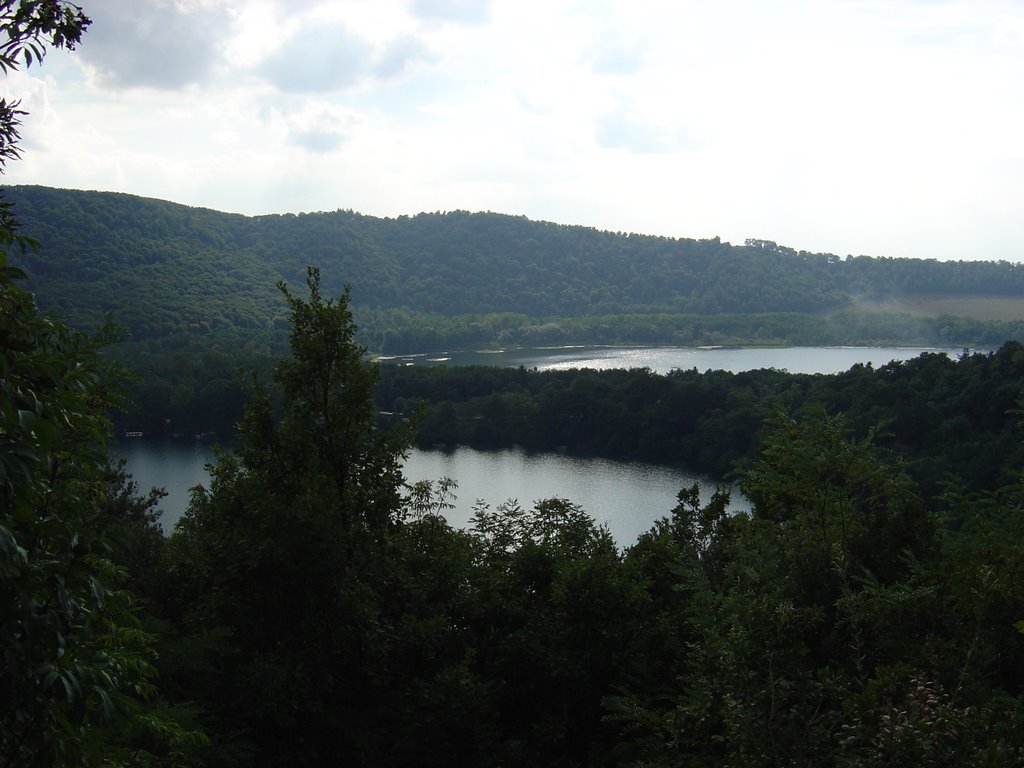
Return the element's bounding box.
[121,346,957,543]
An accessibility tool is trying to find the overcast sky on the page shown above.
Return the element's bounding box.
[3,0,1023,260]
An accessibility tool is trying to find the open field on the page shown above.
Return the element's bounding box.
[852,295,1024,322]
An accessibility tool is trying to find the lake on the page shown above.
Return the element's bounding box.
[378,344,965,375]
[118,344,963,545]
[116,439,738,547]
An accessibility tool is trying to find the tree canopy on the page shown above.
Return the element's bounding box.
[7,185,1024,350]
[3,4,1024,762]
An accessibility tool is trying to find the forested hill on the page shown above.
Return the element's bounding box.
[6,184,1024,348]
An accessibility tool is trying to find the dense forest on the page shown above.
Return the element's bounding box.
[5,6,1024,763]
[7,260,1024,766]
[9,184,1024,433]
[9,184,1024,352]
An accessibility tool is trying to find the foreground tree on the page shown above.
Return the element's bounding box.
[162,269,418,765]
[607,411,1024,766]
[0,254,203,765]
[1,3,204,763]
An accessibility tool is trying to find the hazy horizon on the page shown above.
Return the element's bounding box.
[4,0,1022,262]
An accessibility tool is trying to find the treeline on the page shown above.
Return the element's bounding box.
[9,265,1024,765]
[360,307,1024,351]
[109,309,1024,438]
[109,331,1024,503]
[379,342,1024,497]
[108,306,1024,440]
[8,185,1024,353]
[110,337,280,436]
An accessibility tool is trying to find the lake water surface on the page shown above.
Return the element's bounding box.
[403,446,738,546]
[381,344,965,375]
[119,345,963,545]
[117,438,737,548]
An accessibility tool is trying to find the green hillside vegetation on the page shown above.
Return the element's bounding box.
[8,261,1024,765]
[8,184,1024,434]
[9,185,1024,350]
[8,6,1024,764]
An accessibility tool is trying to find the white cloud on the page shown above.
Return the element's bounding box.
[1,0,1021,261]
[410,0,492,25]
[252,14,432,93]
[258,21,372,93]
[281,102,362,153]
[78,0,230,89]
[374,35,433,79]
[593,109,691,154]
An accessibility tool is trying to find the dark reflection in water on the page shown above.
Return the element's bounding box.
[116,439,741,546]
[115,437,219,533]
[403,446,745,547]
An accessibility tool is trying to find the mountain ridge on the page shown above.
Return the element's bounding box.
[5,184,1024,351]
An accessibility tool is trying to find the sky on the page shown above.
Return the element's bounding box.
[3,0,1024,261]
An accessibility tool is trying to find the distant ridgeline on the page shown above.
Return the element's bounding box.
[7,184,1024,353]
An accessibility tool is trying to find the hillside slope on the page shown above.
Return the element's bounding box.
[6,185,1024,348]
